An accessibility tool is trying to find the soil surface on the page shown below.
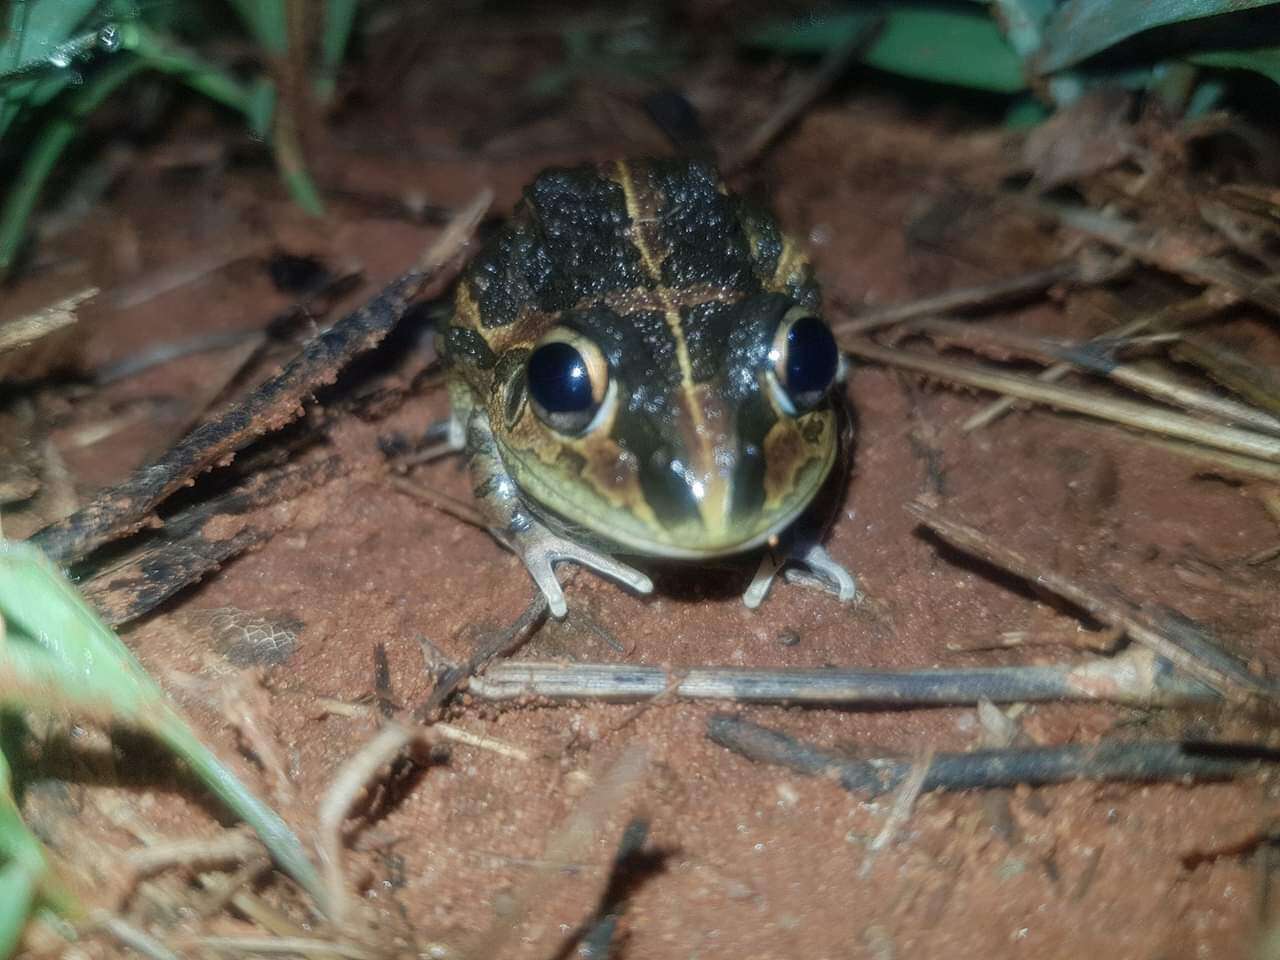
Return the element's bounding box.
[4,13,1280,960]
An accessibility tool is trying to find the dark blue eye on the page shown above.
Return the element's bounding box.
[529,342,592,412]
[527,336,608,433]
[777,314,838,411]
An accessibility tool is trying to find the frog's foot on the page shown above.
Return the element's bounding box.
[508,523,653,619]
[743,540,859,610]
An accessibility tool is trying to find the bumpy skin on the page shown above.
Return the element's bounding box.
[441,157,852,612]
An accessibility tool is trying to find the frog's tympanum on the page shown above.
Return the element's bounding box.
[440,158,857,617]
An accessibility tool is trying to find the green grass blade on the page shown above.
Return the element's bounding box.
[153,716,327,911]
[0,53,143,279]
[0,746,72,958]
[1037,0,1280,73]
[226,0,287,55]
[0,861,39,959]
[112,21,323,216]
[315,0,358,103]
[0,543,326,912]
[113,21,253,112]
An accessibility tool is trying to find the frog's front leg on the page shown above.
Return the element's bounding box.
[463,407,652,618]
[742,530,859,610]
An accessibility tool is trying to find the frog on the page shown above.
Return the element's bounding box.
[438,157,857,618]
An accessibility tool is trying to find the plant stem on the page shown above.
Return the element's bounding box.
[0,55,144,277]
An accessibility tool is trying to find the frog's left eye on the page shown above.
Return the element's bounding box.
[527,332,610,434]
[769,308,839,414]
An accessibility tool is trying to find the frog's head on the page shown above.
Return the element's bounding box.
[491,292,845,559]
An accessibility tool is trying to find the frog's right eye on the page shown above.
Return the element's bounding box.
[527,333,609,435]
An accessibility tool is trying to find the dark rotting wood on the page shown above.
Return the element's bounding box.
[28,193,489,565]
[709,714,1278,796]
[80,456,346,626]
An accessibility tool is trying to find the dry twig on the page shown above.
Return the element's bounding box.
[963,288,1236,430]
[907,501,1277,704]
[1022,199,1280,318]
[416,594,551,719]
[708,714,1277,795]
[466,649,1216,707]
[723,30,867,174]
[910,316,1280,436]
[0,286,95,354]
[316,722,438,928]
[834,261,1077,336]
[845,337,1280,463]
[29,189,491,565]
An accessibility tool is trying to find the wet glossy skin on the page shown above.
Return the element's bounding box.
[442,157,845,564]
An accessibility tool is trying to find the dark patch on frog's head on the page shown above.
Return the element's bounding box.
[682,292,793,391]
[464,223,557,329]
[463,163,652,330]
[525,166,652,307]
[636,159,761,293]
[441,325,497,370]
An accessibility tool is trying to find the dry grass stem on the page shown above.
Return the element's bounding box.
[466,744,649,959]
[389,475,488,529]
[723,32,867,174]
[433,721,530,761]
[861,749,935,878]
[416,187,494,273]
[126,830,264,876]
[846,338,1280,463]
[963,289,1235,430]
[316,722,438,927]
[467,650,1215,707]
[221,676,296,807]
[178,936,378,959]
[1024,199,1280,317]
[1067,420,1280,483]
[312,696,528,759]
[835,261,1077,336]
[911,317,1280,436]
[89,911,182,960]
[1174,334,1280,419]
[0,286,96,354]
[907,501,1276,704]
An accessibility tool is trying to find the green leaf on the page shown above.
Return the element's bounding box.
[113,21,254,113]
[315,0,359,103]
[0,0,103,74]
[866,9,1027,92]
[1037,0,1280,73]
[246,75,275,139]
[744,8,1026,93]
[1191,45,1280,86]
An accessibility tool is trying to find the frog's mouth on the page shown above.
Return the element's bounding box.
[500,430,839,561]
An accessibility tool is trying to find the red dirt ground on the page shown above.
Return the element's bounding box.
[4,25,1279,960]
